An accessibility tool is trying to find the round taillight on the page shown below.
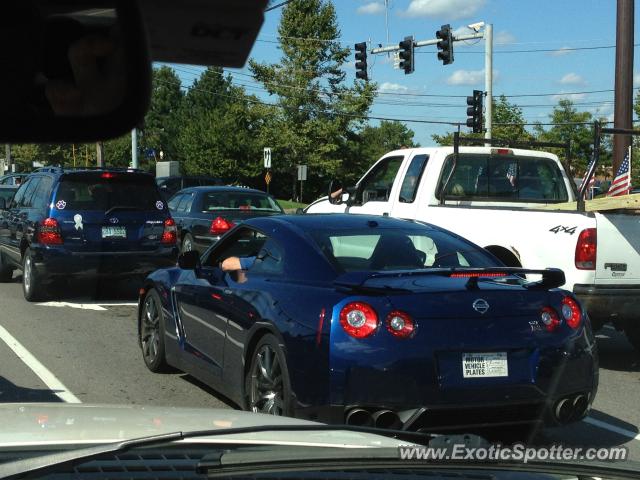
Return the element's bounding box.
[385,310,415,339]
[561,296,582,329]
[339,302,378,339]
[540,307,561,332]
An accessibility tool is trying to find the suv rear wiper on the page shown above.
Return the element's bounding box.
[104,205,143,216]
[0,424,444,480]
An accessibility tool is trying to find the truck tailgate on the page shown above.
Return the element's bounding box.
[595,212,640,282]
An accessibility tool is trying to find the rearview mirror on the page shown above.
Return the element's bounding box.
[177,250,201,270]
[0,1,151,143]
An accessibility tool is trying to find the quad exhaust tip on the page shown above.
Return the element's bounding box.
[372,409,402,430]
[345,408,373,427]
[555,393,588,424]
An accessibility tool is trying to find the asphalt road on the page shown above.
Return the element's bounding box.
[1,271,639,459]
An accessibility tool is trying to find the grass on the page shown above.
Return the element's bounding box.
[277,199,307,210]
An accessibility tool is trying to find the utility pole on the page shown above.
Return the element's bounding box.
[484,23,493,143]
[96,142,104,168]
[613,0,634,173]
[131,128,139,169]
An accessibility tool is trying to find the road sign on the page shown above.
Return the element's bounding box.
[265,170,272,185]
[264,148,272,168]
[297,164,307,181]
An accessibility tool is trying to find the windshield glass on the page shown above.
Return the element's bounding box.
[54,174,163,211]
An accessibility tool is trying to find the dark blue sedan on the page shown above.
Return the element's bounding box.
[137,214,598,434]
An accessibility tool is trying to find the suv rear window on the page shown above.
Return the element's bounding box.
[54,174,163,211]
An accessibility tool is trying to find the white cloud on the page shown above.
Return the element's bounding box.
[549,46,572,57]
[379,82,409,93]
[402,0,486,20]
[559,73,586,86]
[447,69,485,86]
[357,2,385,15]
[494,30,516,45]
[552,92,587,102]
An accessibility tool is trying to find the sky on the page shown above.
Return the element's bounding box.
[171,0,640,146]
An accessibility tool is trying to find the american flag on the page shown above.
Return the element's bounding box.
[607,151,631,197]
[580,157,596,199]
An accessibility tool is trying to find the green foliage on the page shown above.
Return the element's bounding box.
[249,0,375,200]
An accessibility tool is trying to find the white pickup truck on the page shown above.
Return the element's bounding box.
[305,145,640,350]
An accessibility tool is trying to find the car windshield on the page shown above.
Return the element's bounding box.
[202,192,283,212]
[54,174,163,211]
[0,0,638,474]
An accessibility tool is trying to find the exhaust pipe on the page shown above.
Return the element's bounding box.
[572,394,588,419]
[345,408,373,427]
[372,410,402,430]
[554,398,573,424]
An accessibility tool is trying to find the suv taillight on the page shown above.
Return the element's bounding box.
[161,218,177,245]
[575,228,596,270]
[210,216,234,235]
[38,218,63,245]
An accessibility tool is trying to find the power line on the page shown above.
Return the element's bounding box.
[416,43,640,54]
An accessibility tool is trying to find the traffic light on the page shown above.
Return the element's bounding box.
[398,36,414,74]
[466,90,483,133]
[436,24,454,65]
[354,42,368,81]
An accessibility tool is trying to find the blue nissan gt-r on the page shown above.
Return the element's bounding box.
[138,214,598,434]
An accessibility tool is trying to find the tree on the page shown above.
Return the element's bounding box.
[534,99,595,177]
[249,0,376,200]
[141,66,184,164]
[432,95,532,145]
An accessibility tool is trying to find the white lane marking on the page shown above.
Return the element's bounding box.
[36,302,106,311]
[584,416,640,441]
[0,325,81,403]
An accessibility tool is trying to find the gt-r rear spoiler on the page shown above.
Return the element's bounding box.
[334,267,566,292]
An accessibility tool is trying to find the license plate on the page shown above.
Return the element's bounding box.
[462,352,508,378]
[101,226,126,239]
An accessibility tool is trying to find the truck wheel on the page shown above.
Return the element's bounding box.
[625,323,640,353]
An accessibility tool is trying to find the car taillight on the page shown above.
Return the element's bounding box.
[101,172,117,179]
[339,302,378,339]
[210,216,235,235]
[561,296,582,329]
[161,218,177,245]
[37,218,63,245]
[385,310,415,339]
[575,228,596,270]
[449,272,507,278]
[540,307,561,332]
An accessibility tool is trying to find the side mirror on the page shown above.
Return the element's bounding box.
[177,250,201,270]
[328,179,350,205]
[295,207,304,215]
[0,1,151,143]
[0,198,6,210]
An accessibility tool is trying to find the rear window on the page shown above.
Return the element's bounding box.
[201,192,283,213]
[439,154,569,202]
[311,228,496,272]
[54,174,163,211]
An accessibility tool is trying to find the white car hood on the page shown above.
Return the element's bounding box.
[0,403,407,449]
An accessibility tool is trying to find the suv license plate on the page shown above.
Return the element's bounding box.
[102,226,127,239]
[462,352,508,378]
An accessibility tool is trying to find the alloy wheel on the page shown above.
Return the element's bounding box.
[141,294,161,365]
[23,256,32,294]
[250,344,284,415]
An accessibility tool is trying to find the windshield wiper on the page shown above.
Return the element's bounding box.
[0,424,439,480]
[104,205,143,216]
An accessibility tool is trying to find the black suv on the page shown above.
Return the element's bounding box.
[0,168,179,301]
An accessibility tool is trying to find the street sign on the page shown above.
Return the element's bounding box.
[264,147,272,168]
[265,170,272,185]
[297,164,307,181]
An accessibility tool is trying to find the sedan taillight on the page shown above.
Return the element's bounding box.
[210,216,235,235]
[339,302,378,339]
[37,218,63,245]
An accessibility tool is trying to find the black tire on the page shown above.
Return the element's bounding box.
[0,253,14,282]
[181,233,195,254]
[245,333,294,417]
[140,289,171,373]
[22,248,46,302]
[625,322,640,353]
